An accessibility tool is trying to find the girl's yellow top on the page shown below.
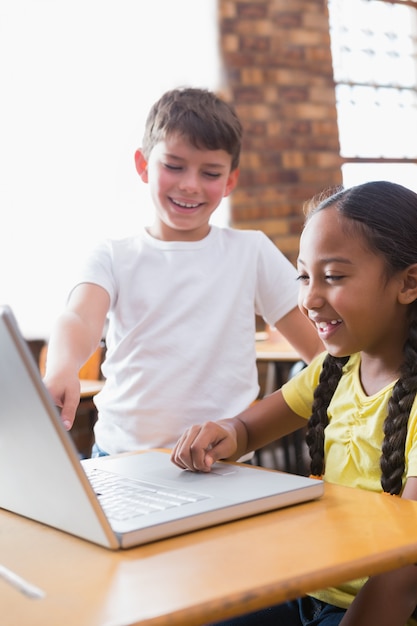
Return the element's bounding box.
[282,352,417,621]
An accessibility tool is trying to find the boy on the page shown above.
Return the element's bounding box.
[43,87,321,456]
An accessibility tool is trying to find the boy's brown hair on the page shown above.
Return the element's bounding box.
[141,87,242,171]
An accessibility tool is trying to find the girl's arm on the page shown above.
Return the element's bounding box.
[340,565,417,626]
[43,283,110,430]
[340,476,417,626]
[171,389,306,472]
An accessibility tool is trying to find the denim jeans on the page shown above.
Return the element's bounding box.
[209,597,346,626]
[91,443,109,458]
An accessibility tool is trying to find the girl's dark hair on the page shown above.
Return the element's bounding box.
[304,180,417,494]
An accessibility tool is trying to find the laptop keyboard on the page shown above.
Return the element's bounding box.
[86,467,210,521]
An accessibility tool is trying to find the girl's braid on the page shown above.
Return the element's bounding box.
[380,318,417,495]
[306,354,349,477]
[305,320,417,493]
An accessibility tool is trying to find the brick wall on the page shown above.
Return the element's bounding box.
[219,0,343,264]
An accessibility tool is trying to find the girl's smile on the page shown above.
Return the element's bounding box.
[309,316,343,341]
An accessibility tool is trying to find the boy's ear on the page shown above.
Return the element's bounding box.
[223,168,239,197]
[134,149,148,182]
[398,264,417,304]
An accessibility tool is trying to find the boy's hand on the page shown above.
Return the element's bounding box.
[43,374,80,430]
[171,421,238,472]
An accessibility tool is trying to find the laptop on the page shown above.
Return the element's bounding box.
[0,305,323,550]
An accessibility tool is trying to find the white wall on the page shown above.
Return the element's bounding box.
[0,0,223,338]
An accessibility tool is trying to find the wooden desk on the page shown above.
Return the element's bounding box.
[255,330,300,364]
[255,330,302,395]
[3,472,417,626]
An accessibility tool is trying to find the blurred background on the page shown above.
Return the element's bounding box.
[1,0,416,338]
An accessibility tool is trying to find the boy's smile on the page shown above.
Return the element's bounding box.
[136,133,238,242]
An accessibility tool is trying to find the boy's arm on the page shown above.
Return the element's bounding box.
[274,306,323,364]
[43,283,110,430]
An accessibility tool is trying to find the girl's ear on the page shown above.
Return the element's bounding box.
[134,149,148,182]
[398,264,417,304]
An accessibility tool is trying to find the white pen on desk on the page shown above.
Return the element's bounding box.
[0,564,46,599]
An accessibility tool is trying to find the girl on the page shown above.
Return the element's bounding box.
[171,181,417,626]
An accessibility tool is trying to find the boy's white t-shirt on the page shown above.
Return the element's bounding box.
[76,226,299,454]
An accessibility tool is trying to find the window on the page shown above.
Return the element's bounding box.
[327,0,417,190]
[0,1,222,337]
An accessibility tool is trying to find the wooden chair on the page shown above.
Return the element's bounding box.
[38,342,106,458]
[26,339,47,369]
[252,360,309,476]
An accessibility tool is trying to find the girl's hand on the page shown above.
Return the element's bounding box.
[171,420,239,472]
